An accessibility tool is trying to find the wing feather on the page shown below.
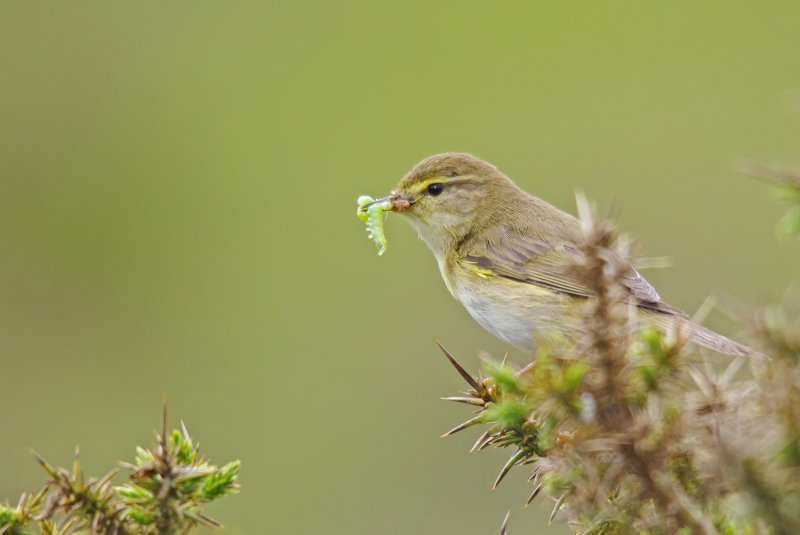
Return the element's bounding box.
[461,227,681,316]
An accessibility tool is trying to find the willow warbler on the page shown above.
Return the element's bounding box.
[369,152,757,357]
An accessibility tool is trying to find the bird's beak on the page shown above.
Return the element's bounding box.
[364,192,413,212]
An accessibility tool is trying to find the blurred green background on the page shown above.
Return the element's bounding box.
[1,2,799,534]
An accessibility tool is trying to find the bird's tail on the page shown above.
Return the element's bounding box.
[655,315,765,358]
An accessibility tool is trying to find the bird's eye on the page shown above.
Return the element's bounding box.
[427,183,444,196]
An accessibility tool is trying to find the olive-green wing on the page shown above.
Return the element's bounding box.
[462,231,681,315]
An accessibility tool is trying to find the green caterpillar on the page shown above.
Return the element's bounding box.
[356,195,392,256]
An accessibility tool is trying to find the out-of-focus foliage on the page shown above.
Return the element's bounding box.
[736,161,800,240]
[0,413,239,535]
[443,190,800,534]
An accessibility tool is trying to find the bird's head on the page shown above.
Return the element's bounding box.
[374,153,519,257]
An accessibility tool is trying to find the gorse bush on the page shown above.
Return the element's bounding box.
[442,173,800,535]
[0,408,240,535]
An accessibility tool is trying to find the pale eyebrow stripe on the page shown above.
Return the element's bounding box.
[411,175,481,193]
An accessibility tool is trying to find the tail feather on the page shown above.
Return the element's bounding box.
[685,320,764,358]
[651,314,765,358]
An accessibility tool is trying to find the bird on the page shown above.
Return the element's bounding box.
[369,152,759,357]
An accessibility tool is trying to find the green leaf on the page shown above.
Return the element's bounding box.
[170,429,195,464]
[487,362,523,395]
[115,484,153,501]
[483,400,529,428]
[126,508,154,525]
[776,206,800,240]
[563,361,589,393]
[202,460,242,500]
[135,446,154,466]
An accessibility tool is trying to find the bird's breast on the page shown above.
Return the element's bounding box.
[446,261,575,352]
